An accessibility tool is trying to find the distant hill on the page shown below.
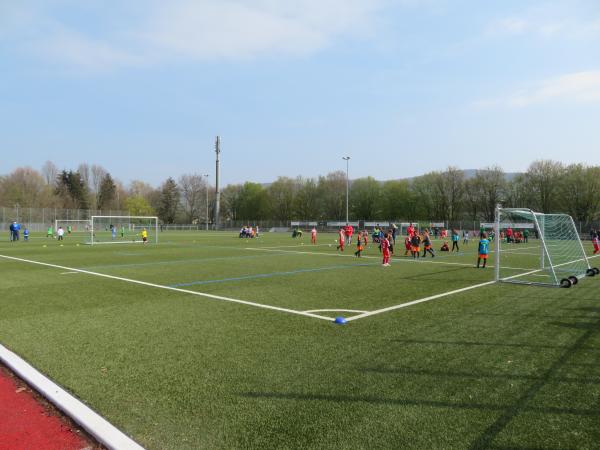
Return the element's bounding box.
[395,169,522,183]
[260,169,522,187]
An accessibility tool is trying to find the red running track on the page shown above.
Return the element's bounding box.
[0,365,94,450]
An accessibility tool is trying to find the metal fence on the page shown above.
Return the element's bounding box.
[0,206,128,232]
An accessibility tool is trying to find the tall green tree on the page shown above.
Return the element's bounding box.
[471,166,506,221]
[125,195,155,216]
[380,180,415,220]
[293,177,320,219]
[524,160,564,213]
[268,177,296,221]
[350,177,382,220]
[157,177,180,223]
[237,182,270,221]
[318,171,346,220]
[559,164,600,223]
[55,170,89,209]
[97,173,117,210]
[221,184,243,221]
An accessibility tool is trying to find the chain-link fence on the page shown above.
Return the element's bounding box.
[0,206,128,232]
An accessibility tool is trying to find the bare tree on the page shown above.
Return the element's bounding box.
[41,161,58,185]
[77,163,91,189]
[90,164,107,209]
[179,174,206,223]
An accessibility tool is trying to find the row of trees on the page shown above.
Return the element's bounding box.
[2,160,600,224]
[221,161,600,224]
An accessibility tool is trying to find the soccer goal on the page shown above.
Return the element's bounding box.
[54,219,91,234]
[495,206,598,287]
[88,216,158,245]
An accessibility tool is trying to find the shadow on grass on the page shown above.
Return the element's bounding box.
[242,313,600,448]
[240,391,599,418]
[361,367,600,385]
[389,338,569,350]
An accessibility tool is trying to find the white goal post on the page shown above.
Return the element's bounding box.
[494,205,597,288]
[89,215,159,245]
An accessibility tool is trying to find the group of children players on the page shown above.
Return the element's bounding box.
[305,223,492,268]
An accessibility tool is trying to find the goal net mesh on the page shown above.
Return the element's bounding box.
[89,216,158,244]
[496,208,589,286]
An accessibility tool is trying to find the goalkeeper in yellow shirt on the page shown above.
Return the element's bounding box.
[141,228,148,244]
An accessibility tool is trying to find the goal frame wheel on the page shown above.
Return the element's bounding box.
[568,276,578,285]
[560,278,572,288]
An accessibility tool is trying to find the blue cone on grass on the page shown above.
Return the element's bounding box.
[334,316,347,325]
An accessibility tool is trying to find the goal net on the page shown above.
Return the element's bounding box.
[54,219,91,234]
[88,216,158,245]
[495,207,595,287]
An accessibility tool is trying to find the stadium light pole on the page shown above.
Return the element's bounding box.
[342,156,350,225]
[203,174,210,231]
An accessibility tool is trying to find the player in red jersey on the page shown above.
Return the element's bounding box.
[381,232,391,266]
[336,228,345,251]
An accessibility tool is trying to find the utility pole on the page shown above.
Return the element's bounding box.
[214,136,221,230]
[342,156,350,225]
[203,174,210,231]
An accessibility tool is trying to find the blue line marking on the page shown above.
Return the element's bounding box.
[83,252,289,270]
[170,263,374,287]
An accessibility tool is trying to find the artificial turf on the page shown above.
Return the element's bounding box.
[1,231,599,449]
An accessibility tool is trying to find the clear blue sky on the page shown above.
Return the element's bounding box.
[1,0,600,186]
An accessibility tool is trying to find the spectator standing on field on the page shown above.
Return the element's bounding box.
[9,222,16,241]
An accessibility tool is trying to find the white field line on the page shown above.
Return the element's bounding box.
[254,244,332,249]
[347,254,600,322]
[490,245,540,253]
[303,309,369,314]
[60,271,80,275]
[0,254,334,322]
[345,268,541,322]
[0,344,145,450]
[245,247,532,271]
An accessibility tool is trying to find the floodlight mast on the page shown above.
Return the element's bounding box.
[214,136,221,230]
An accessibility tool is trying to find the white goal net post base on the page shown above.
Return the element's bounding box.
[494,206,598,288]
[87,216,159,245]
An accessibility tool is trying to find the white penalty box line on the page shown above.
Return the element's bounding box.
[0,254,334,322]
[346,254,600,322]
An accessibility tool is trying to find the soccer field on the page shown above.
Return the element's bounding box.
[1,231,600,449]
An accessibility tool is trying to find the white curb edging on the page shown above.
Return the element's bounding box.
[0,344,146,450]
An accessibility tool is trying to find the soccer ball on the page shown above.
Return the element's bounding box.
[329,244,332,247]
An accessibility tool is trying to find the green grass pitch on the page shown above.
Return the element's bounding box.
[1,231,600,449]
